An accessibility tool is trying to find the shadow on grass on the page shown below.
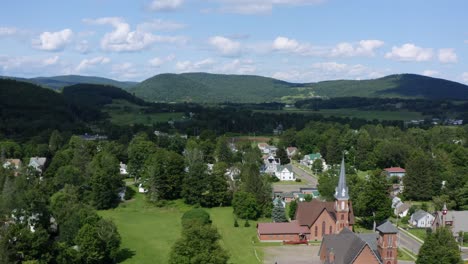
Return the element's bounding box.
[116,248,136,263]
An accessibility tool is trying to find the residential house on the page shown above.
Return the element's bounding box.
[28,157,47,174]
[301,153,322,166]
[384,167,406,178]
[138,183,148,194]
[286,147,298,158]
[319,221,398,264]
[258,158,355,241]
[3,159,22,170]
[274,164,295,181]
[225,166,241,181]
[410,210,434,228]
[395,203,410,218]
[119,162,128,176]
[257,143,278,156]
[264,155,280,174]
[80,133,108,141]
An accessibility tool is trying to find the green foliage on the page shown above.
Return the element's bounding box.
[215,136,233,163]
[304,194,313,202]
[289,199,298,220]
[416,227,463,264]
[404,150,441,201]
[272,204,288,222]
[232,191,260,220]
[181,209,211,228]
[318,171,338,201]
[244,220,250,227]
[234,219,239,227]
[15,75,138,90]
[127,133,156,181]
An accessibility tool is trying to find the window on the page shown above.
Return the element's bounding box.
[315,226,318,237]
[329,226,332,234]
[322,221,325,236]
[388,235,393,247]
[341,214,344,220]
[341,201,345,210]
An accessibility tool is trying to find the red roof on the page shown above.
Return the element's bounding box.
[295,200,355,227]
[384,167,406,173]
[257,221,310,235]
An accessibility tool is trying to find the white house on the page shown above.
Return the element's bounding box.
[28,157,47,174]
[274,165,295,181]
[410,210,435,228]
[264,155,280,174]
[138,183,148,194]
[119,162,128,176]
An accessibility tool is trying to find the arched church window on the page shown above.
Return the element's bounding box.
[322,221,325,236]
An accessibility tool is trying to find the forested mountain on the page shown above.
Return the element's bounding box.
[131,72,306,103]
[0,75,138,90]
[132,73,468,103]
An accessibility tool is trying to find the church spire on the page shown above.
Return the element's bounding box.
[335,156,349,200]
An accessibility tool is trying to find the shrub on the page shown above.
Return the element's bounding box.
[244,220,250,227]
[181,209,211,229]
[295,178,302,182]
[234,219,239,227]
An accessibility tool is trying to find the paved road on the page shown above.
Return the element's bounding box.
[398,227,422,256]
[291,163,318,187]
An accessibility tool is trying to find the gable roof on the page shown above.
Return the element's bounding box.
[276,164,292,173]
[257,221,310,235]
[29,157,46,167]
[296,200,355,227]
[320,228,382,264]
[376,221,398,234]
[307,153,322,160]
[384,167,406,173]
[412,209,431,221]
[3,159,22,168]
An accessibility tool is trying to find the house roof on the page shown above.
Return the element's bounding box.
[295,200,355,227]
[320,228,382,264]
[307,153,322,160]
[384,167,406,173]
[376,221,398,234]
[3,159,22,168]
[29,157,46,167]
[257,143,269,149]
[276,164,292,172]
[257,221,310,235]
[286,147,297,154]
[445,210,468,234]
[395,203,411,214]
[412,210,431,221]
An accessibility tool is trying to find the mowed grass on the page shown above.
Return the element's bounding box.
[103,99,185,126]
[99,188,264,264]
[255,108,426,121]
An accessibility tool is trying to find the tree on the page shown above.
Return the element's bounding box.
[48,130,64,155]
[416,227,463,264]
[276,147,289,165]
[304,194,313,202]
[353,171,392,229]
[289,199,298,220]
[272,204,288,222]
[199,162,231,207]
[181,209,211,228]
[232,191,260,220]
[317,171,338,201]
[404,150,441,201]
[127,133,156,182]
[215,136,233,163]
[311,159,323,173]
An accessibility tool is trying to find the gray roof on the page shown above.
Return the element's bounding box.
[276,164,292,172]
[412,209,430,221]
[321,228,382,264]
[376,221,398,234]
[29,157,46,167]
[334,157,349,200]
[357,233,381,262]
[446,210,468,234]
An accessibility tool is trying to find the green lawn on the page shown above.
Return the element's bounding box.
[407,228,427,241]
[99,187,264,264]
[398,248,417,261]
[103,99,185,126]
[255,108,427,121]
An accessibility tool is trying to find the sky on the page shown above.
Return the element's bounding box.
[0,0,467,83]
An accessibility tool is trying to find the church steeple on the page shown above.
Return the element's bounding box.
[335,156,349,200]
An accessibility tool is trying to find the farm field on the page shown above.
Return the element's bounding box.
[99,186,264,264]
[103,99,185,126]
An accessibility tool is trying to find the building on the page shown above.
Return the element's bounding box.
[432,204,468,239]
[286,147,298,158]
[28,157,47,174]
[274,164,295,181]
[257,157,354,241]
[410,210,434,228]
[319,221,398,264]
[119,162,128,176]
[384,167,406,178]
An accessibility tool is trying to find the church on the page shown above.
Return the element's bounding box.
[257,157,354,241]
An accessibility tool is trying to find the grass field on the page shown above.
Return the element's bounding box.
[254,108,427,121]
[99,187,264,264]
[407,228,428,241]
[103,100,185,126]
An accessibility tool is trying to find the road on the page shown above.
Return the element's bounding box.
[290,163,318,187]
[398,227,422,256]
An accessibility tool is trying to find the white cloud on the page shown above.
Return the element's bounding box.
[137,19,185,31]
[76,40,90,54]
[149,54,175,67]
[215,59,256,74]
[462,72,468,83]
[385,43,433,62]
[75,56,110,73]
[422,70,439,77]
[209,36,241,56]
[0,27,17,36]
[84,17,187,52]
[42,56,59,66]
[438,48,457,63]
[148,0,183,11]
[175,58,215,72]
[33,29,73,51]
[273,36,300,51]
[331,40,384,57]
[214,0,325,14]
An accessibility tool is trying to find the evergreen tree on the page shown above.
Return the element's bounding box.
[288,199,298,220]
[215,136,233,163]
[416,227,463,264]
[276,147,289,165]
[404,150,441,200]
[272,204,288,222]
[232,191,260,220]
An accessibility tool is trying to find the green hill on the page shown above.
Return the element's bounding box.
[1,75,138,90]
[131,73,468,103]
[131,72,307,103]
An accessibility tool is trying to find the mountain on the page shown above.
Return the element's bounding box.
[131,72,307,103]
[0,75,138,90]
[131,73,468,103]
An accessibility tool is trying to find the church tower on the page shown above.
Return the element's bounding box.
[376,221,398,264]
[334,157,350,233]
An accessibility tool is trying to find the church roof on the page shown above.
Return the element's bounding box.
[335,157,349,200]
[376,221,398,234]
[295,199,355,227]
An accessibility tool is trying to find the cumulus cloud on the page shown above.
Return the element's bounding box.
[331,40,384,57]
[84,17,187,52]
[137,19,185,32]
[42,56,59,66]
[33,29,73,51]
[209,36,241,56]
[148,0,183,11]
[75,56,110,73]
[76,40,90,54]
[438,48,457,63]
[175,58,215,72]
[384,43,433,62]
[214,0,325,14]
[215,59,256,74]
[149,54,175,67]
[0,27,17,36]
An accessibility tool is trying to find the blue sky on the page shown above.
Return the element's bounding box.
[1,0,467,83]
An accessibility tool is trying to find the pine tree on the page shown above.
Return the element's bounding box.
[416,227,463,264]
[272,204,288,222]
[288,199,298,220]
